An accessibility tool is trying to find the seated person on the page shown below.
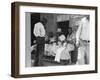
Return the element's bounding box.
[54,41,65,62]
[54,34,66,62]
[60,41,71,65]
[54,28,75,64]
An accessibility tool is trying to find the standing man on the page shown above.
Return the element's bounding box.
[76,16,90,64]
[33,18,47,66]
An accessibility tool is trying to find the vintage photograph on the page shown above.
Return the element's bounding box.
[25,13,90,67]
[11,2,97,78]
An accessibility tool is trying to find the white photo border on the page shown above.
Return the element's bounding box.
[19,5,96,75]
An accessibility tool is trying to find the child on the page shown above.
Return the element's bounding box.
[54,41,65,62]
[60,41,71,65]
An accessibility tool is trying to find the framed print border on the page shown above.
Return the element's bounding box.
[11,2,98,78]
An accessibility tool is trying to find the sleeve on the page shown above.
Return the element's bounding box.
[40,24,46,37]
[76,21,82,44]
[33,24,38,37]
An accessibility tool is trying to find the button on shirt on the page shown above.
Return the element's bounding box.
[76,17,90,43]
[33,22,46,37]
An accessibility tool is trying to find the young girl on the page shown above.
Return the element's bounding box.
[60,41,71,65]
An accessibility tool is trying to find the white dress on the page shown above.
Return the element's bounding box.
[54,46,65,62]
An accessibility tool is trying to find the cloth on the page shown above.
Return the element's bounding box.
[33,22,46,37]
[45,43,57,56]
[76,17,90,43]
[76,17,90,64]
[66,43,75,52]
[67,32,76,51]
[54,47,65,62]
[67,33,76,42]
[77,41,90,64]
[60,47,71,60]
[58,34,66,41]
[70,49,78,64]
[34,37,45,66]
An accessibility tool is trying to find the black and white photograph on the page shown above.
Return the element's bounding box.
[26,13,90,67]
[11,2,97,78]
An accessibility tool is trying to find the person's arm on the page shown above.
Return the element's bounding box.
[76,22,82,45]
[40,24,46,37]
[33,24,38,37]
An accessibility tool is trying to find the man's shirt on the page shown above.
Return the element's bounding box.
[33,22,46,37]
[76,17,90,43]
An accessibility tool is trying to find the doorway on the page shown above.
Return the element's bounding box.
[57,21,69,37]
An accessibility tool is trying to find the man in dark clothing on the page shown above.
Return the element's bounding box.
[33,18,47,66]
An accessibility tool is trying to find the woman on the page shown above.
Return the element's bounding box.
[66,27,77,64]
